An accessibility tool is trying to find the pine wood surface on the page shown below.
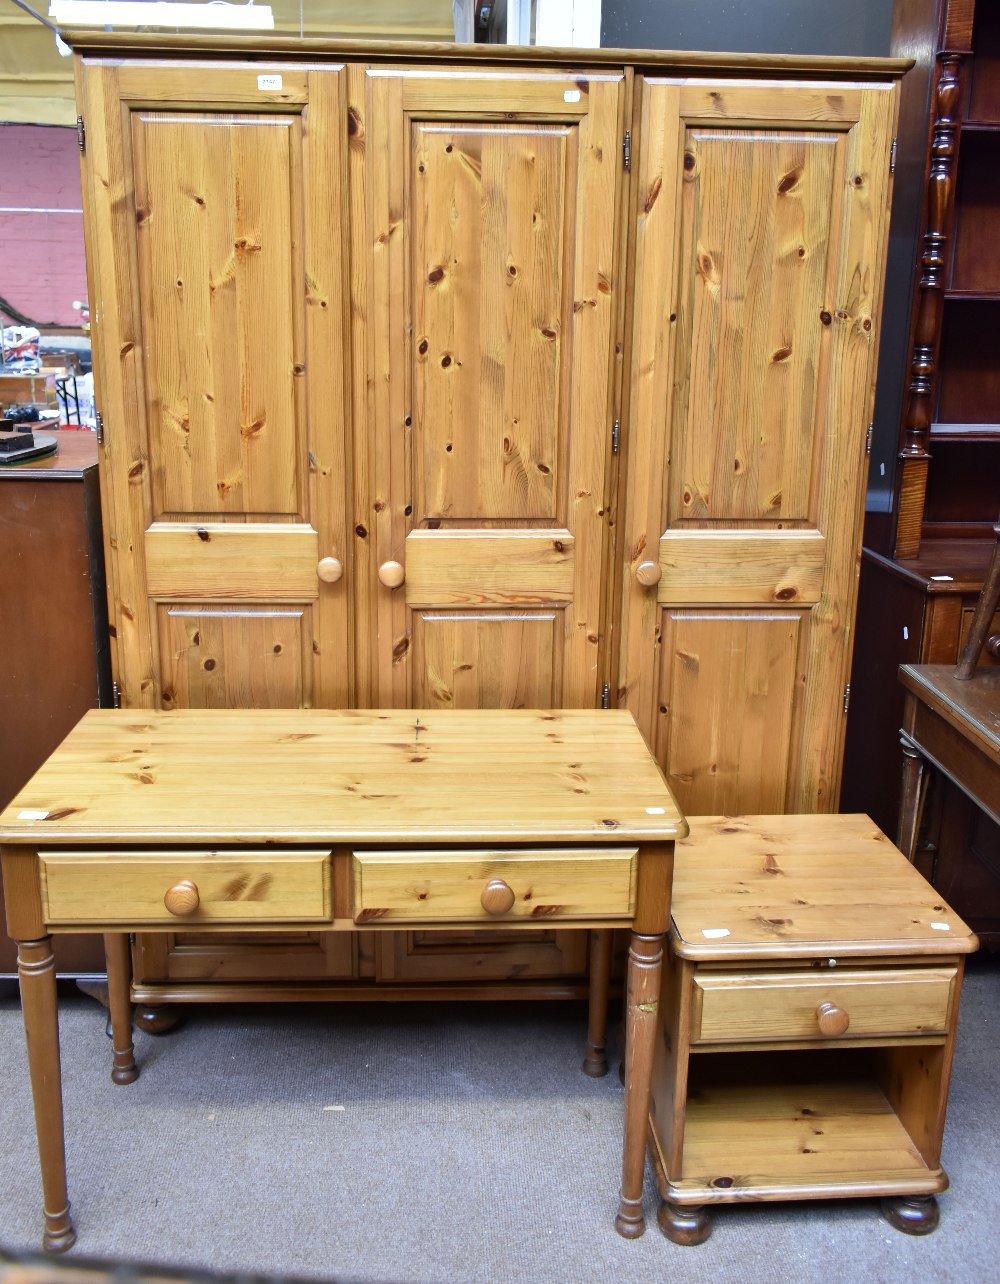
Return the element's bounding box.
[617,75,898,817]
[690,967,956,1043]
[351,847,636,923]
[669,814,976,959]
[664,1079,943,1200]
[68,32,912,76]
[0,709,685,846]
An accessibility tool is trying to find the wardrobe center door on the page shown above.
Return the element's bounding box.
[79,62,352,709]
[352,67,625,709]
[620,77,897,813]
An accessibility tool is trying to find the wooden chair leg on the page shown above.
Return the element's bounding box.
[582,928,612,1077]
[16,937,76,1254]
[956,517,1000,679]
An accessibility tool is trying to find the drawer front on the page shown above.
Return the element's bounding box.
[352,848,637,924]
[692,968,957,1044]
[41,851,331,925]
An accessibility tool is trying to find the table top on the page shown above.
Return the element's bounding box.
[0,428,97,480]
[0,708,686,847]
[670,815,977,960]
[899,664,1000,763]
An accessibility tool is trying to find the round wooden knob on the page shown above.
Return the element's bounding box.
[163,880,200,917]
[378,560,405,589]
[816,1001,850,1037]
[480,878,515,915]
[317,556,344,584]
[635,561,662,587]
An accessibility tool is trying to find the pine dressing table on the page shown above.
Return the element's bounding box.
[0,707,686,1252]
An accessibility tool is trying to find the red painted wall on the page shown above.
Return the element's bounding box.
[0,124,88,328]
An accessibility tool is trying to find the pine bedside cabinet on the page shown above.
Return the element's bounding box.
[649,814,977,1244]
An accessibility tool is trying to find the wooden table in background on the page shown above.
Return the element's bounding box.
[0,708,686,1252]
[898,663,1000,944]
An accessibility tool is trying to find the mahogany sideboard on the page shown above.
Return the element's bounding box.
[0,707,685,1252]
[0,430,111,978]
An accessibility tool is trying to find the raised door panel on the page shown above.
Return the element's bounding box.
[79,62,352,709]
[353,67,625,709]
[621,77,896,813]
[374,927,588,982]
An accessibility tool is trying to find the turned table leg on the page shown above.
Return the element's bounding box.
[615,930,664,1238]
[581,928,612,1077]
[16,937,76,1254]
[104,933,138,1085]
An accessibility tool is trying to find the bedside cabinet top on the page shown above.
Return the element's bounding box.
[671,814,977,961]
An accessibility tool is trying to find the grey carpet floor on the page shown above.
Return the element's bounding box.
[1,956,998,1283]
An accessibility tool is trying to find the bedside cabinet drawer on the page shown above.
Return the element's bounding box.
[352,848,637,924]
[691,967,957,1044]
[41,851,331,925]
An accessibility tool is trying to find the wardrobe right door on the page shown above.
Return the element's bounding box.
[620,76,897,814]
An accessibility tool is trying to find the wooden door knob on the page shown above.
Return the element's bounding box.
[317,556,344,584]
[378,560,405,589]
[635,561,662,587]
[815,1000,850,1037]
[163,880,200,917]
[480,878,516,915]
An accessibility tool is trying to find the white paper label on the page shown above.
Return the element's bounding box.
[879,462,885,475]
[17,809,48,820]
[903,626,909,640]
[645,806,666,815]
[258,74,282,91]
[701,928,730,939]
[563,89,581,102]
[930,921,951,931]
[930,575,954,581]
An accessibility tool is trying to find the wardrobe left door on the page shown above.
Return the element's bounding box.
[78,60,353,709]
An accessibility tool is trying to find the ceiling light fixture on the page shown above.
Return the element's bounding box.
[48,0,275,30]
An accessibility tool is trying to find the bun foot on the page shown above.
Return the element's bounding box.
[133,1004,183,1035]
[42,1205,76,1254]
[581,1044,609,1077]
[881,1194,940,1235]
[657,1200,712,1245]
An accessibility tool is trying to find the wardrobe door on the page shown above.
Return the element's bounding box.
[620,76,897,813]
[351,66,625,709]
[78,61,352,709]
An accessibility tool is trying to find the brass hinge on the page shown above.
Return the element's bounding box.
[865,422,873,456]
[843,683,851,715]
[95,411,104,445]
[601,682,611,709]
[76,115,85,154]
[612,418,620,454]
[623,129,631,171]
[890,136,897,174]
[112,680,122,709]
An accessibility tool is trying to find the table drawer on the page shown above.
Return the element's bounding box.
[352,848,637,924]
[691,967,957,1044]
[41,851,331,925]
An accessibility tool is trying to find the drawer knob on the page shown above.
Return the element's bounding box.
[480,878,516,915]
[816,1000,850,1037]
[635,560,662,588]
[163,880,200,917]
[378,560,406,589]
